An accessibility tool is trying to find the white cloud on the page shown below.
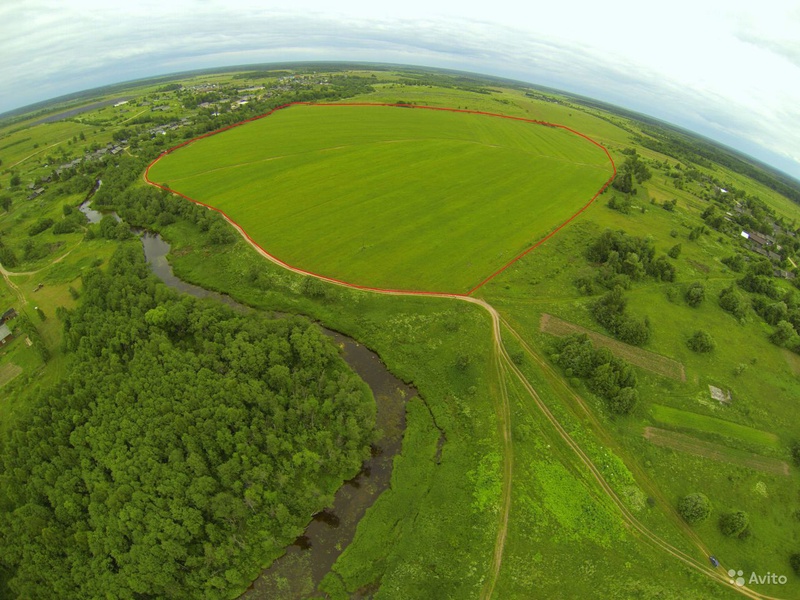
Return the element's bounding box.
[1,1,799,179]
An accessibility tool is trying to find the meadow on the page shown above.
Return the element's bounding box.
[147,103,614,293]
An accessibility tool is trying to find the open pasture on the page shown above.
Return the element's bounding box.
[148,103,614,293]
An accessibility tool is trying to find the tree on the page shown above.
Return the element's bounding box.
[720,510,750,538]
[609,386,639,414]
[0,195,11,212]
[667,243,682,259]
[770,320,797,347]
[10,173,20,187]
[685,282,705,307]
[719,285,748,320]
[687,330,715,353]
[791,441,800,467]
[790,553,800,577]
[612,171,633,194]
[678,493,711,524]
[208,221,235,245]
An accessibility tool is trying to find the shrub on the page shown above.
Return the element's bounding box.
[791,441,800,467]
[770,321,799,347]
[608,196,632,214]
[678,493,711,524]
[791,553,800,577]
[719,285,748,320]
[687,330,715,353]
[719,510,750,538]
[721,254,745,272]
[685,282,706,307]
[28,218,54,236]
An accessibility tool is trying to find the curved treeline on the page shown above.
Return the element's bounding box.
[0,245,375,599]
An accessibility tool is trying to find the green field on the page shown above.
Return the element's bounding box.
[650,404,780,450]
[148,104,613,293]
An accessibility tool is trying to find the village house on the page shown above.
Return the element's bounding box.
[0,324,12,346]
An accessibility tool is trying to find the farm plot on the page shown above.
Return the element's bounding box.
[148,104,613,293]
[643,427,789,476]
[649,404,780,450]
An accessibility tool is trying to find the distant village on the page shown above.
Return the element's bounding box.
[25,74,335,197]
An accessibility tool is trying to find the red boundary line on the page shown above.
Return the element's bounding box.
[144,102,616,297]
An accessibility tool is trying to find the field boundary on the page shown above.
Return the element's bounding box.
[540,313,686,381]
[144,102,616,297]
[643,427,790,476]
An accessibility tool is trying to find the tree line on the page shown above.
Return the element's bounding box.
[0,245,375,599]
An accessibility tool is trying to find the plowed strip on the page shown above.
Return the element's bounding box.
[643,427,789,476]
[540,313,685,381]
[0,363,22,387]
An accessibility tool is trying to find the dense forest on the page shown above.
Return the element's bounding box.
[0,245,376,599]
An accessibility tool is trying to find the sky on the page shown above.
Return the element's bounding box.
[1,0,799,180]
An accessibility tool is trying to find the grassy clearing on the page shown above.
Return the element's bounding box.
[650,404,780,450]
[149,104,613,293]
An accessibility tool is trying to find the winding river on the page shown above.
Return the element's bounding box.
[144,234,411,599]
[79,202,410,598]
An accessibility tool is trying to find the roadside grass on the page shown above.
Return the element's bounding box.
[0,191,88,273]
[148,103,613,293]
[649,404,780,450]
[494,329,738,599]
[629,432,800,594]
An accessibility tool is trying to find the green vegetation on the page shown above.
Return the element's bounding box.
[3,64,800,599]
[719,510,750,539]
[590,287,652,346]
[677,493,711,524]
[148,104,613,293]
[0,246,375,598]
[684,281,705,307]
[552,333,638,414]
[649,404,779,450]
[686,330,715,353]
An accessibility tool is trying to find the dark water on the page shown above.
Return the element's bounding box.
[78,199,104,224]
[139,231,412,599]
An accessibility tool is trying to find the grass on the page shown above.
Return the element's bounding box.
[3,70,800,599]
[649,404,780,450]
[642,427,788,475]
[148,103,613,293]
[477,116,800,594]
[540,312,686,380]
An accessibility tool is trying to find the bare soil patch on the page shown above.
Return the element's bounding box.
[540,313,686,381]
[0,363,22,388]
